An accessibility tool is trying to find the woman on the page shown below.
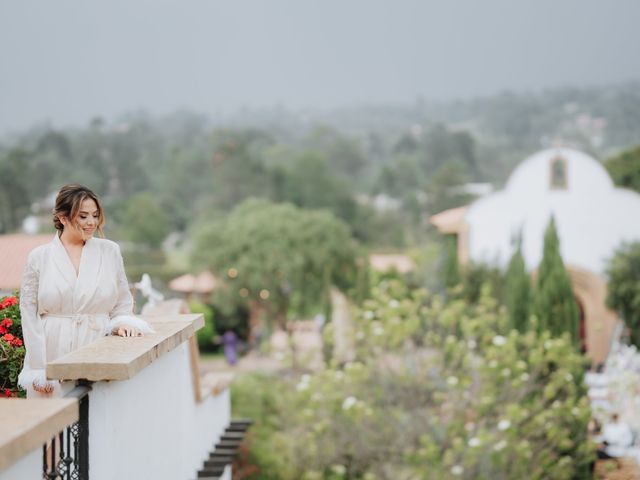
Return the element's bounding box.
[18,184,153,397]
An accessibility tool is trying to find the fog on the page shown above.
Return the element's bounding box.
[1,0,639,132]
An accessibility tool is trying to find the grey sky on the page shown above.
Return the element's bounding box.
[1,0,639,133]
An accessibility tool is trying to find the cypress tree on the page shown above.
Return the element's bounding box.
[505,235,532,332]
[535,216,579,345]
[443,235,461,289]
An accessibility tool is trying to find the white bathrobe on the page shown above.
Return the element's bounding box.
[18,233,152,397]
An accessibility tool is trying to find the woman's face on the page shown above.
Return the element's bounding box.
[64,198,100,242]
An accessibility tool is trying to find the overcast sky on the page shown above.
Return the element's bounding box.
[1,0,639,133]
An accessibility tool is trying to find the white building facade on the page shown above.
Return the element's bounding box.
[432,148,640,364]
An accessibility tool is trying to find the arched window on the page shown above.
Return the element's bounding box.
[550,156,568,189]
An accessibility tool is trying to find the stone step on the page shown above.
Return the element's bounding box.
[198,466,226,478]
[208,452,234,460]
[225,425,250,433]
[216,440,242,449]
[204,458,232,468]
[195,419,252,480]
[211,448,236,456]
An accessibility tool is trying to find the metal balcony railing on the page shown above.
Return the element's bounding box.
[42,383,92,480]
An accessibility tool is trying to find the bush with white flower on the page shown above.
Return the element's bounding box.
[233,281,594,479]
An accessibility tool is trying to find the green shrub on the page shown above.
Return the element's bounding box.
[189,301,216,352]
[235,281,593,479]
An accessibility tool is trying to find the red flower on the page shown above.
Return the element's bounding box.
[0,297,17,309]
[12,338,23,347]
[0,318,13,328]
[0,326,6,335]
[2,389,12,397]
[2,333,15,342]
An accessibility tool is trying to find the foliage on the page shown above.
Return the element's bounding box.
[426,162,474,215]
[121,192,171,249]
[505,238,533,332]
[0,295,25,397]
[210,128,276,211]
[189,301,216,352]
[302,126,368,183]
[534,217,579,346]
[348,205,408,249]
[605,145,640,193]
[606,241,640,348]
[192,199,358,327]
[236,282,593,479]
[0,149,31,233]
[457,262,505,305]
[4,83,640,248]
[441,235,461,290]
[231,373,297,479]
[275,152,357,226]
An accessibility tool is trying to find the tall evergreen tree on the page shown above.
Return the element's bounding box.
[535,217,579,345]
[505,235,532,332]
[443,235,461,289]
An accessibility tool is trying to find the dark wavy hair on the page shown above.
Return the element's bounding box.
[53,184,105,236]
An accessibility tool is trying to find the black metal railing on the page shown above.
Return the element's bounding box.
[42,382,92,480]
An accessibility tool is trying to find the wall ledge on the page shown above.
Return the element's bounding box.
[0,398,78,471]
[47,314,204,382]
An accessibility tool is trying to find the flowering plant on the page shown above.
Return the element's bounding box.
[0,294,25,397]
[235,282,594,479]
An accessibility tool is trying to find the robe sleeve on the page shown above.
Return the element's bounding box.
[107,243,154,335]
[17,250,52,391]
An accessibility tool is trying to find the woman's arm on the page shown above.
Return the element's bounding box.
[17,250,55,394]
[107,243,154,336]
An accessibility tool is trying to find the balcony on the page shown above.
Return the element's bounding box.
[0,314,239,480]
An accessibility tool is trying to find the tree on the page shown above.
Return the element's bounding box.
[442,234,461,290]
[0,149,31,233]
[209,129,275,210]
[605,145,640,193]
[422,124,479,178]
[535,217,579,346]
[192,199,358,329]
[121,192,171,249]
[505,236,533,332]
[278,152,357,224]
[606,241,640,348]
[427,162,473,215]
[303,126,368,183]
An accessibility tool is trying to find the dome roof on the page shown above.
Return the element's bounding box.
[505,148,613,196]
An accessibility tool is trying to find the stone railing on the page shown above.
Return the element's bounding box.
[0,314,233,480]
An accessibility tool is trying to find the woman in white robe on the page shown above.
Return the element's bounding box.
[18,184,152,397]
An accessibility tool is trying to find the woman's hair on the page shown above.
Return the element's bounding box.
[53,184,105,235]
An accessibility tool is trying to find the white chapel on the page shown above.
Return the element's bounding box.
[431,147,640,364]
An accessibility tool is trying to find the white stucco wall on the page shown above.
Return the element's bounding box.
[0,446,41,480]
[89,341,230,480]
[466,148,640,274]
[0,338,231,480]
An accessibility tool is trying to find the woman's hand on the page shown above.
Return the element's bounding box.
[33,381,54,395]
[115,325,143,337]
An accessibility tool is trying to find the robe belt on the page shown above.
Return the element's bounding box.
[43,313,108,332]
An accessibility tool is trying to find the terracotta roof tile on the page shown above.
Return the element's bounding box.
[169,270,219,294]
[0,234,52,291]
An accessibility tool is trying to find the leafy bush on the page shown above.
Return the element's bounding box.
[236,282,593,479]
[0,295,25,397]
[188,301,216,352]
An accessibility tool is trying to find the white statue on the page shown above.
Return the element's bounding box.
[135,273,164,308]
